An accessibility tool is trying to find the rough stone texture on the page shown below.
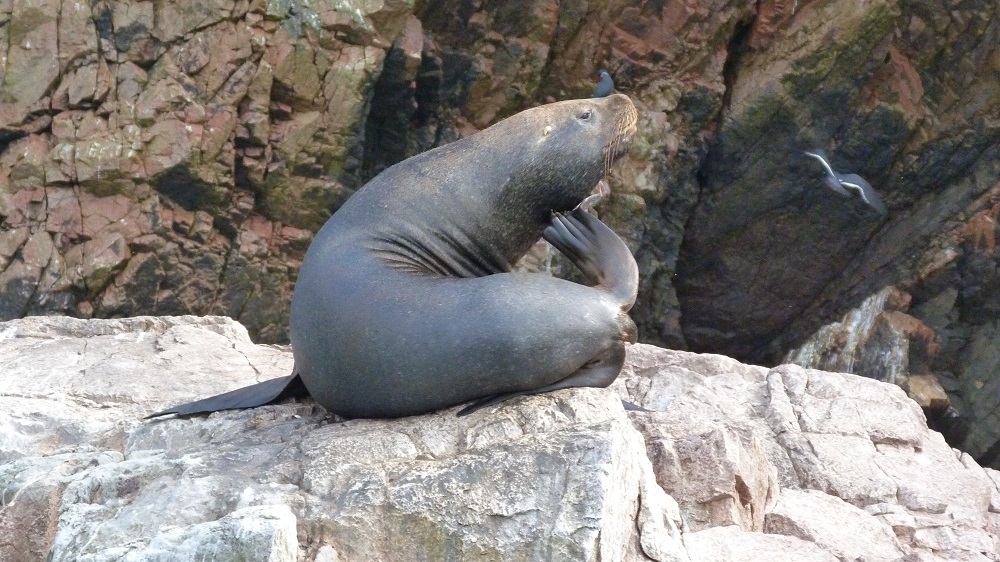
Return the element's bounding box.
[677,0,1000,360]
[683,525,840,562]
[3,0,1000,470]
[1,315,998,561]
[0,0,412,343]
[785,270,1000,469]
[765,489,904,561]
[664,0,1000,471]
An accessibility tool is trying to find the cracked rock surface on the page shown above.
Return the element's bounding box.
[0,0,411,342]
[3,0,1000,469]
[1,315,997,561]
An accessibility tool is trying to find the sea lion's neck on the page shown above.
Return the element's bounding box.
[367,174,580,278]
[357,122,599,277]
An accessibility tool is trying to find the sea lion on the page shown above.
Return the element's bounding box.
[150,93,639,419]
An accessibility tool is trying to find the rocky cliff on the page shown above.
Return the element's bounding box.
[1,315,998,561]
[0,0,417,342]
[2,2,1000,464]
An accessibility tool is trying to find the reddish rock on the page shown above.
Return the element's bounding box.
[43,188,83,239]
[4,0,61,108]
[63,232,130,292]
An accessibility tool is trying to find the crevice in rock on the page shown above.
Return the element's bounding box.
[0,131,26,150]
[734,474,752,509]
[54,0,64,93]
[359,39,416,184]
[720,17,755,114]
[534,1,598,104]
[207,54,263,105]
[682,5,759,233]
[673,10,762,336]
[976,435,1000,468]
[268,81,300,115]
[153,165,219,212]
[412,46,445,153]
[209,241,238,314]
[629,492,649,558]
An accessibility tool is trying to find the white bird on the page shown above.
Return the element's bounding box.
[804,150,887,216]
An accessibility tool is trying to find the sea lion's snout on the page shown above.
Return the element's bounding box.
[616,96,639,146]
[603,93,637,129]
[600,94,638,171]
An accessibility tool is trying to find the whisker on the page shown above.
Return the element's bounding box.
[600,100,638,177]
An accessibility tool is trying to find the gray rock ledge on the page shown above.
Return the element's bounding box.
[1,315,997,561]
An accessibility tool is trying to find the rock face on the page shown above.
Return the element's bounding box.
[656,0,1000,471]
[0,0,412,342]
[2,315,999,561]
[785,279,1000,471]
[675,0,1000,360]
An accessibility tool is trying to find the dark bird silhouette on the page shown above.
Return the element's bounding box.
[804,150,887,216]
[591,69,614,98]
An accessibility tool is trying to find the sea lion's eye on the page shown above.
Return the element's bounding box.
[578,109,593,121]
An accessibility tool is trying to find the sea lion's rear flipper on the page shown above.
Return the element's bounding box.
[543,208,638,311]
[456,344,627,416]
[621,400,651,412]
[145,373,308,419]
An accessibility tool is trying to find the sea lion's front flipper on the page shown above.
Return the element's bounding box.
[543,209,638,311]
[145,373,308,419]
[456,344,627,417]
[574,179,610,213]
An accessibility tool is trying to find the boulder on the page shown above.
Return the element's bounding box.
[3,0,1000,471]
[1,315,997,561]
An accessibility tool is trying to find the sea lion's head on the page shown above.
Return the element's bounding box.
[536,93,638,179]
[482,93,638,215]
[387,94,639,267]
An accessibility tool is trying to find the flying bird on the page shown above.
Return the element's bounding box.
[804,150,887,216]
[591,69,614,98]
